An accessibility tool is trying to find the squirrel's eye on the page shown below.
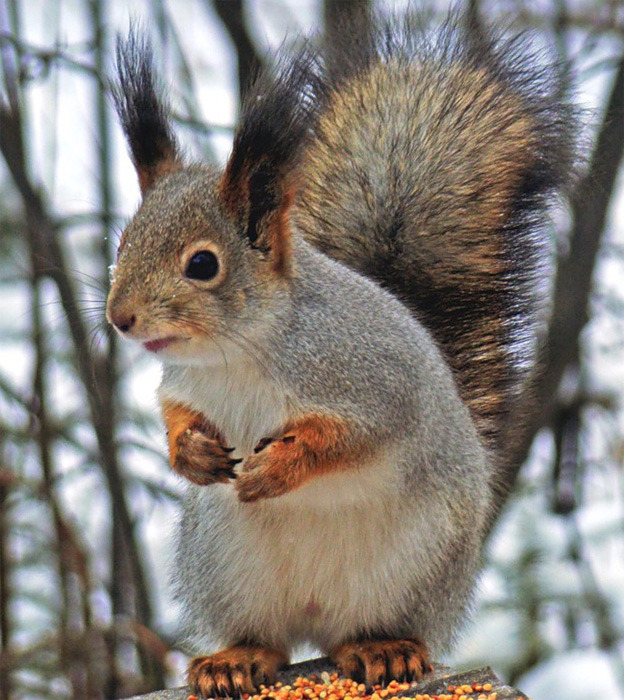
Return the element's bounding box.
[185,251,219,281]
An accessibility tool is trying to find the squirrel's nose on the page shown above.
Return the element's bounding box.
[108,307,137,334]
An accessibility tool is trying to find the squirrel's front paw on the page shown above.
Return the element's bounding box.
[173,429,241,486]
[235,435,299,502]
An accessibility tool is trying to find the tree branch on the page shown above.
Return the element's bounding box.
[501,54,624,496]
[211,0,262,103]
[0,443,10,700]
[323,0,372,76]
[0,62,156,681]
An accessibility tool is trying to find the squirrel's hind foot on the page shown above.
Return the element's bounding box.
[188,645,288,697]
[330,638,431,688]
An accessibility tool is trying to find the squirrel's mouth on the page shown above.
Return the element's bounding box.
[143,336,178,353]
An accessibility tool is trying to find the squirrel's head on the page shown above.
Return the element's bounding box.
[106,33,318,365]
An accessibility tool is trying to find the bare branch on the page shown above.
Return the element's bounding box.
[323,0,372,75]
[211,0,263,102]
[501,54,624,497]
[0,51,158,695]
[0,444,10,700]
[0,32,100,78]
[514,8,624,37]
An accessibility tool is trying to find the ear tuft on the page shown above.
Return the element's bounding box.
[246,165,278,245]
[113,28,183,195]
[219,48,322,272]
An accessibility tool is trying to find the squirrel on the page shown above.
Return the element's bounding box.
[106,12,575,699]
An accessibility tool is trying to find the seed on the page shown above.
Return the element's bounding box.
[209,671,499,700]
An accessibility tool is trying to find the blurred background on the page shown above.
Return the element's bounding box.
[0,0,623,698]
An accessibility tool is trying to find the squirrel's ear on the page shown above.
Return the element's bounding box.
[218,52,319,276]
[114,31,183,196]
[219,159,297,277]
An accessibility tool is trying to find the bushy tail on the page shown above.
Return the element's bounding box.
[295,14,576,456]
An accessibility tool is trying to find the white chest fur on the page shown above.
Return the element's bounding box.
[180,450,450,655]
[159,353,292,455]
[162,345,462,655]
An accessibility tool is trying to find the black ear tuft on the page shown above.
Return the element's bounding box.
[113,28,182,194]
[219,47,323,250]
[245,164,278,244]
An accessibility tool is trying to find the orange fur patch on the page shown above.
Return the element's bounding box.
[218,166,294,278]
[137,155,183,196]
[236,413,367,502]
[217,162,246,215]
[269,185,294,277]
[161,399,218,467]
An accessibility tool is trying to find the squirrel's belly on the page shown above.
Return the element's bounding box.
[181,453,444,652]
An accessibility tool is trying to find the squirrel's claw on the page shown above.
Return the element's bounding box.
[188,645,287,697]
[173,429,241,486]
[224,459,242,479]
[330,638,431,687]
[253,436,275,453]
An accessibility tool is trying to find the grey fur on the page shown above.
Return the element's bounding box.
[171,238,490,659]
[106,12,574,689]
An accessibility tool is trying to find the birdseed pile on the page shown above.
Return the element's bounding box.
[188,671,524,700]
